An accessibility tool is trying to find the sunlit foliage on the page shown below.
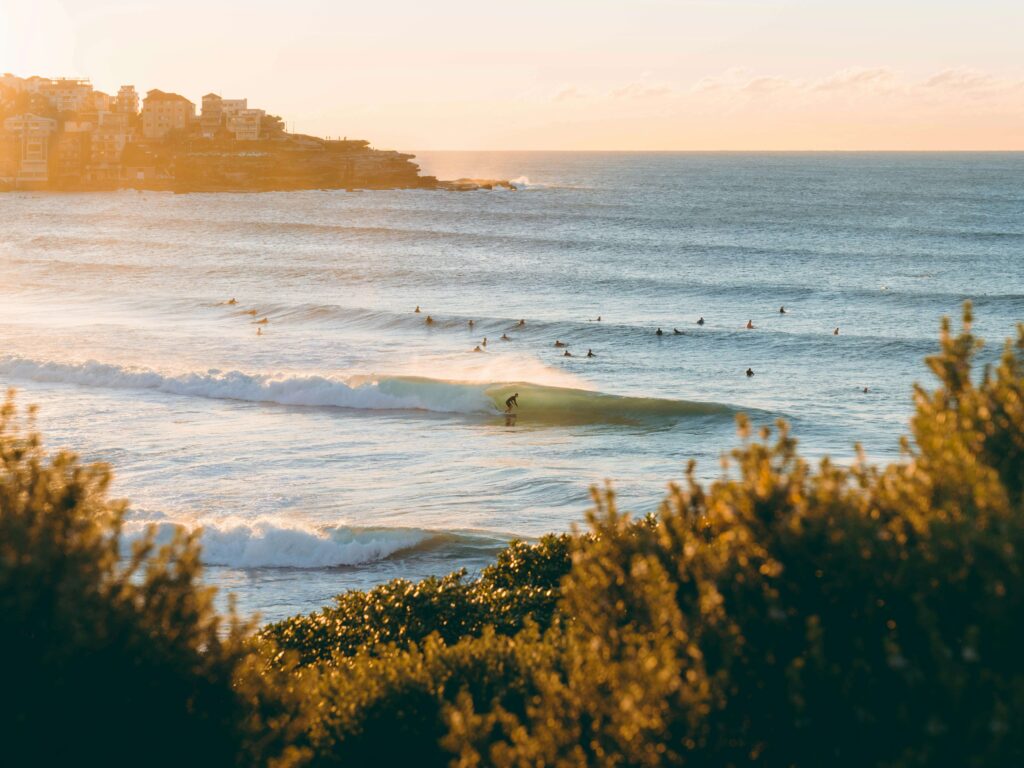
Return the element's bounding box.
[0,394,302,767]
[263,535,571,664]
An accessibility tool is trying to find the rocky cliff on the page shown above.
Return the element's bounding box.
[116,134,441,192]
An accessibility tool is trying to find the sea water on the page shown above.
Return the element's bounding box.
[1,152,1021,621]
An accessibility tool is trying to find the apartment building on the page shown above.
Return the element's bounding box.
[141,89,195,139]
[2,113,58,187]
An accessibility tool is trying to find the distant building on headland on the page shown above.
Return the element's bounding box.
[141,89,195,139]
[116,85,139,116]
[2,113,57,188]
[200,94,264,140]
[0,72,436,192]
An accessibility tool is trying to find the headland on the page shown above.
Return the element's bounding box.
[0,73,511,192]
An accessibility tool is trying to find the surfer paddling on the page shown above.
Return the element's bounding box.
[505,393,519,412]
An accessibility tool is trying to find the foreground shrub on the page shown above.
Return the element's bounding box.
[303,626,556,767]
[0,394,303,767]
[263,534,572,664]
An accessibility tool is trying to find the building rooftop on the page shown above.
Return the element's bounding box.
[144,89,193,105]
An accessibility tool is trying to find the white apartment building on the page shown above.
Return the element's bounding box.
[228,108,264,141]
[116,85,139,115]
[39,78,94,113]
[141,89,195,139]
[3,113,58,186]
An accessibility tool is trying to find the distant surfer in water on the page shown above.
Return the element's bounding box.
[501,333,511,341]
[656,328,664,336]
[746,367,754,377]
[227,298,238,305]
[586,349,595,357]
[468,319,475,329]
[473,345,483,352]
[505,393,519,412]
[673,328,683,335]
[415,306,421,313]
[863,386,869,393]
[697,316,705,325]
[563,350,573,357]
[518,319,526,327]
[779,306,786,314]
[482,336,487,347]
[425,315,434,325]
[746,320,754,329]
[834,327,840,336]
[554,340,566,348]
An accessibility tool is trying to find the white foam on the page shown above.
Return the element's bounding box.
[0,356,498,415]
[384,352,590,390]
[123,516,429,568]
[509,176,542,190]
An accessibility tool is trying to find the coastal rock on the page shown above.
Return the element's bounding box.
[437,178,517,192]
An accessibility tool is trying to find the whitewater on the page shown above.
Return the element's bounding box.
[1,152,1022,620]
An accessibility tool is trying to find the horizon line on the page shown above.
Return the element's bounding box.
[406,148,1024,153]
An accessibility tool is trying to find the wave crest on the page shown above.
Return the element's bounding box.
[0,356,734,425]
[122,517,495,569]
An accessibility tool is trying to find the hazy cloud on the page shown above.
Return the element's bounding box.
[694,65,1022,102]
[740,76,792,94]
[923,68,1004,92]
[610,81,674,99]
[814,67,895,91]
[553,85,585,102]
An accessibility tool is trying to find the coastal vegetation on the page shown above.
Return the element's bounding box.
[2,304,1022,766]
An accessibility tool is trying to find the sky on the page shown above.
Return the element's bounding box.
[1,0,1022,150]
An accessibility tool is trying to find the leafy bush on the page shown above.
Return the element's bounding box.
[262,534,572,664]
[0,394,302,767]
[303,626,555,767]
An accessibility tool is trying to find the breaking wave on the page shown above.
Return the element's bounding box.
[122,516,504,569]
[0,356,735,426]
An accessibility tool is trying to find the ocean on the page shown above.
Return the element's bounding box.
[1,152,1021,621]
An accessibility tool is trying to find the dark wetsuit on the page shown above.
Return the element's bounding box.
[505,394,519,411]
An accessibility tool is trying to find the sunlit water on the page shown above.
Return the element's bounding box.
[1,152,1021,621]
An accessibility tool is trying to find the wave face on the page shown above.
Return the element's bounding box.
[480,381,732,425]
[0,357,733,426]
[123,517,502,569]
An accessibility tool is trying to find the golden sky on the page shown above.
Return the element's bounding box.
[2,0,1022,150]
